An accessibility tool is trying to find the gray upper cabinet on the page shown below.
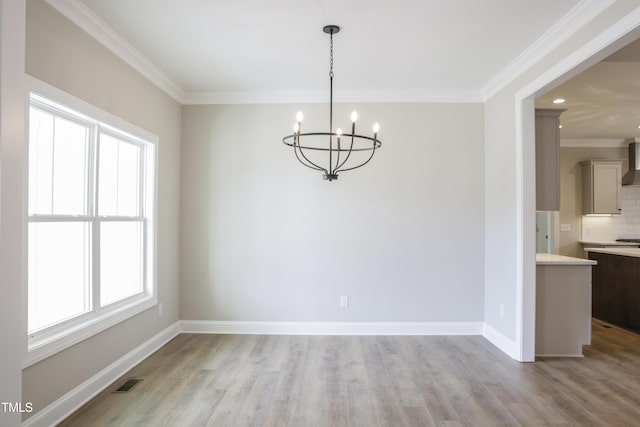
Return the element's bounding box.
[536,109,565,211]
[580,160,622,215]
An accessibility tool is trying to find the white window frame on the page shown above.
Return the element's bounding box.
[24,77,158,368]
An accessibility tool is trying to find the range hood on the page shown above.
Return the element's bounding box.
[622,138,640,185]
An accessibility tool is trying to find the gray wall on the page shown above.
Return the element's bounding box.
[22,0,181,419]
[180,103,485,322]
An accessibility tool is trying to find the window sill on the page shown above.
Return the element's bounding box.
[23,295,156,368]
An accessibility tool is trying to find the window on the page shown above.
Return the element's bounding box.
[26,81,156,366]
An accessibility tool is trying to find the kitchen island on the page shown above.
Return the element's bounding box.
[586,248,640,333]
[536,253,596,357]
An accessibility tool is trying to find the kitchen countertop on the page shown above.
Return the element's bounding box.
[579,240,640,247]
[585,247,640,258]
[536,253,597,265]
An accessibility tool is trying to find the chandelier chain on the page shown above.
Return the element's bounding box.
[329,32,334,79]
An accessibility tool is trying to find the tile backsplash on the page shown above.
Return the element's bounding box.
[582,186,640,240]
[617,185,640,237]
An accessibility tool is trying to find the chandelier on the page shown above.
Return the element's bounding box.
[282,25,382,181]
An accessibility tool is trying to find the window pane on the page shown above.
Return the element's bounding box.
[29,107,54,215]
[99,134,140,216]
[29,108,89,215]
[28,222,91,333]
[52,116,89,214]
[100,221,143,306]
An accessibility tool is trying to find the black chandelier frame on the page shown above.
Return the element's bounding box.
[282,25,382,181]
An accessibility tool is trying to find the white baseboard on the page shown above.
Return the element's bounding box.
[482,322,519,360]
[183,321,525,362]
[23,322,181,427]
[180,320,484,336]
[536,353,584,358]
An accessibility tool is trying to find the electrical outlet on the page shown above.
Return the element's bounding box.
[340,296,349,308]
[158,303,164,316]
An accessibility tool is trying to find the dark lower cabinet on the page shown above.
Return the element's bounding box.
[588,252,640,332]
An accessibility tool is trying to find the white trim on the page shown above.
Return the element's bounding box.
[482,0,615,101]
[482,322,519,360]
[44,0,184,103]
[515,97,537,362]
[182,88,483,105]
[560,138,627,148]
[535,353,584,358]
[513,6,640,363]
[22,322,181,427]
[180,320,483,336]
[0,0,27,424]
[182,90,327,105]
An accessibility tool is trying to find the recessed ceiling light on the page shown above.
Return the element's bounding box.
[552,98,565,104]
[558,124,563,129]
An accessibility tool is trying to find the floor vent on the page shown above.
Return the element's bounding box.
[601,325,613,329]
[113,378,143,393]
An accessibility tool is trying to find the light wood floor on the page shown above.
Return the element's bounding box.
[59,319,640,426]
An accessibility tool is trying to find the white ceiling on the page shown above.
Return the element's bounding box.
[50,0,638,141]
[61,0,587,103]
[536,38,640,142]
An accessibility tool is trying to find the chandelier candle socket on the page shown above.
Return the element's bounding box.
[282,25,382,181]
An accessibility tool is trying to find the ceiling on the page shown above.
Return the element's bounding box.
[64,0,585,103]
[536,38,640,142]
[50,0,637,141]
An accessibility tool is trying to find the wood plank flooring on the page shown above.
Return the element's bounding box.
[58,319,640,426]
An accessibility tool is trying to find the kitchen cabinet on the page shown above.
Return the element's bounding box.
[535,253,596,357]
[536,109,565,211]
[580,160,622,215]
[587,248,640,332]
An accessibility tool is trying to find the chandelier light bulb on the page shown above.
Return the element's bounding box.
[293,122,300,133]
[336,128,343,137]
[351,111,358,123]
[373,123,380,133]
[296,111,304,122]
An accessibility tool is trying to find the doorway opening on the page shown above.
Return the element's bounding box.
[517,10,640,362]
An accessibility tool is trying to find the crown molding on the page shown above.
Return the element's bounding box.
[46,0,613,106]
[45,0,185,103]
[182,90,327,105]
[44,0,483,106]
[182,88,483,105]
[560,138,627,148]
[481,0,616,101]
